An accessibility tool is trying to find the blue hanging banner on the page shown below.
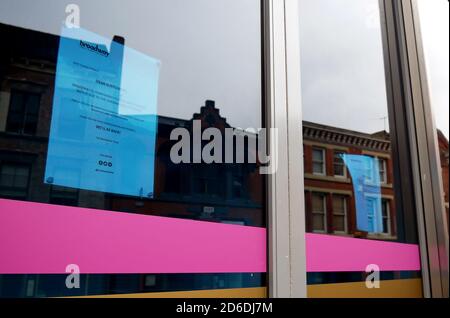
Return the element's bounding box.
[342,154,383,233]
[44,26,160,198]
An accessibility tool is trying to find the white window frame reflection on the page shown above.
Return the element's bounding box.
[332,194,347,234]
[381,199,391,236]
[0,163,31,198]
[333,150,347,178]
[312,147,326,176]
[312,192,327,233]
[364,155,387,185]
[378,157,387,184]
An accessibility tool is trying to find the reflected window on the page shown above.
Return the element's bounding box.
[312,148,326,175]
[363,156,384,185]
[6,90,40,135]
[165,166,182,194]
[332,195,347,233]
[365,196,383,234]
[381,199,391,235]
[143,275,156,289]
[366,198,376,232]
[312,192,327,233]
[194,171,221,197]
[49,186,79,207]
[333,151,346,177]
[0,163,30,199]
[232,175,244,199]
[378,158,387,184]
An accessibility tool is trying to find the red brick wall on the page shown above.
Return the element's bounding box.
[438,132,449,224]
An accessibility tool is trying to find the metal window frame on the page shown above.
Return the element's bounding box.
[380,0,449,298]
[263,0,307,298]
[410,0,449,298]
[396,0,449,297]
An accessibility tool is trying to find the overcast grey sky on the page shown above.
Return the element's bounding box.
[0,0,262,129]
[298,0,390,135]
[298,0,448,138]
[0,0,447,137]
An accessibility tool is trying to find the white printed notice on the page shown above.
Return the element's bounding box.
[44,26,160,197]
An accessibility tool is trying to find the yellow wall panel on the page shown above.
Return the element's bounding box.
[71,287,267,298]
[307,279,423,298]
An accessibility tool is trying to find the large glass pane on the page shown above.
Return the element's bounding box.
[299,0,423,297]
[0,0,265,298]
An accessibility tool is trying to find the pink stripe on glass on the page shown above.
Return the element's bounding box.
[306,233,421,272]
[0,199,421,274]
[0,199,266,274]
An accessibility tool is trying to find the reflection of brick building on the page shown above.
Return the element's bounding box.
[1,22,448,236]
[302,121,396,240]
[111,102,265,227]
[0,22,265,228]
[0,23,266,296]
[437,130,449,224]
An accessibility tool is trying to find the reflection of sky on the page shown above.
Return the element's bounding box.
[0,0,261,129]
[1,0,447,137]
[417,0,449,139]
[299,0,389,135]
